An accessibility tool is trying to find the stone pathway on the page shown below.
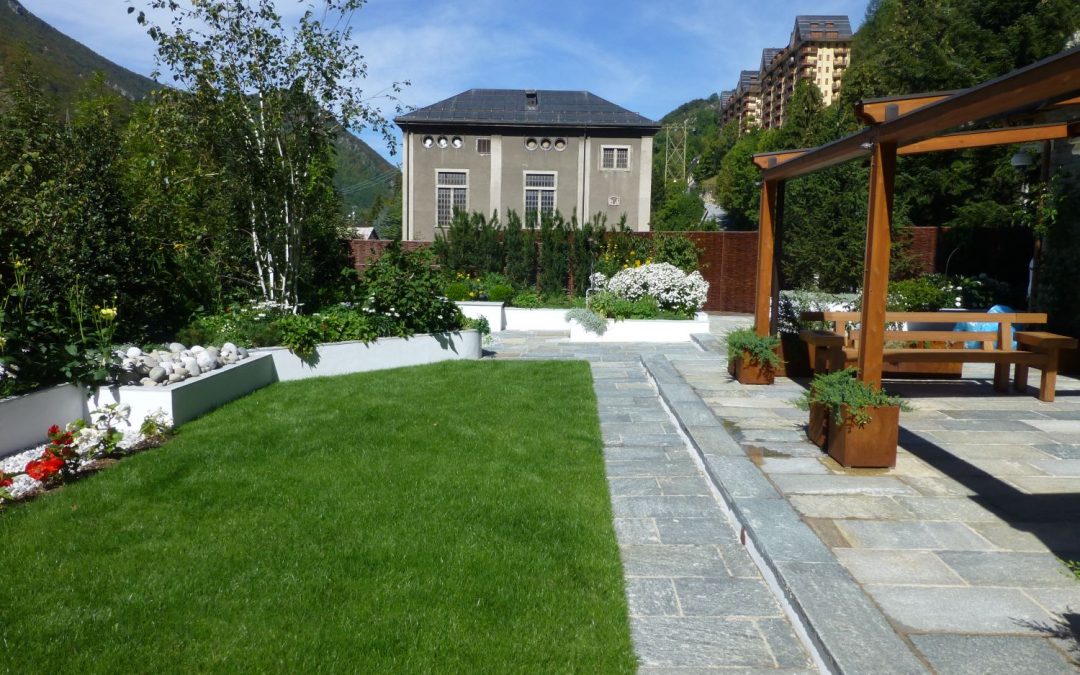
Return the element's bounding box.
[490,322,1080,673]
[492,332,816,672]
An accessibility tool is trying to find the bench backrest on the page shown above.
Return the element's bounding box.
[801,311,1047,353]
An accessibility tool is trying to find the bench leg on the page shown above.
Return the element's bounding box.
[1013,364,1029,393]
[993,363,1011,392]
[826,346,845,373]
[1039,349,1061,403]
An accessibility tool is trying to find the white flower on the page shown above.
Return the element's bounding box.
[604,263,709,313]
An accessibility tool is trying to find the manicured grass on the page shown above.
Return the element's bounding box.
[0,361,636,673]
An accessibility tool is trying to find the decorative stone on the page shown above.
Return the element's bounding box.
[148,367,166,383]
[238,347,249,358]
[143,357,160,369]
[140,377,156,387]
[167,373,182,383]
[181,357,201,376]
[195,352,214,371]
[222,342,237,354]
[126,347,143,358]
[168,342,186,353]
[173,367,188,377]
[191,345,205,353]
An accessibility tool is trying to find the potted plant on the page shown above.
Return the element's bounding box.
[796,368,855,449]
[724,328,782,385]
[806,369,902,468]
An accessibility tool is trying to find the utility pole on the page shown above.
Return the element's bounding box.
[663,120,688,184]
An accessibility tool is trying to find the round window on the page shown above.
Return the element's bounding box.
[437,136,449,148]
[451,136,463,149]
[525,138,538,151]
[554,138,567,151]
[422,136,434,148]
[540,138,552,150]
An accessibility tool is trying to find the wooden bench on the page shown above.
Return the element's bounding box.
[800,311,1077,402]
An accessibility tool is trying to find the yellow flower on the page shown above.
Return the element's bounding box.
[12,258,26,270]
[99,307,118,321]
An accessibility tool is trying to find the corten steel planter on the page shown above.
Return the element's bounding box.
[735,353,776,385]
[807,401,829,449]
[827,404,900,468]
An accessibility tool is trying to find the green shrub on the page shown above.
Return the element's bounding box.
[487,284,515,303]
[724,328,782,369]
[444,282,471,302]
[510,290,543,308]
[805,368,903,427]
[652,234,701,273]
[590,291,660,320]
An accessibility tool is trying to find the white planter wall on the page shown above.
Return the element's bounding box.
[503,308,571,331]
[1,332,481,458]
[0,384,90,458]
[91,353,277,433]
[568,313,710,343]
[252,331,482,382]
[456,301,505,330]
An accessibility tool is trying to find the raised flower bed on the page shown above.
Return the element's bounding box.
[567,312,710,343]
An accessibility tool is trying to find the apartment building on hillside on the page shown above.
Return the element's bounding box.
[720,15,853,132]
[395,89,660,241]
[718,71,762,134]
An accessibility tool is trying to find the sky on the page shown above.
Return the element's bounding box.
[20,0,869,163]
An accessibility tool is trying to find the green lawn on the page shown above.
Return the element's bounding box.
[0,361,636,673]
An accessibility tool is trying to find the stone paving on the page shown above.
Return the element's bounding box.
[489,317,1080,673]
[491,330,817,673]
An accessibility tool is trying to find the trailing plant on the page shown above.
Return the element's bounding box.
[805,368,903,427]
[565,308,608,335]
[724,328,782,369]
[461,315,491,336]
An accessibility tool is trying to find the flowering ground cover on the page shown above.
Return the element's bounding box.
[0,361,635,672]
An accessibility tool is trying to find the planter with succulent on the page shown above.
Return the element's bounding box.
[724,328,782,385]
[805,368,903,468]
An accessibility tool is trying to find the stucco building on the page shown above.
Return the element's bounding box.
[720,15,852,132]
[395,89,661,241]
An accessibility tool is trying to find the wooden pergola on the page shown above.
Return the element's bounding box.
[751,47,1080,388]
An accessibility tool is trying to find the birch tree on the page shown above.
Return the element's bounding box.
[132,0,401,311]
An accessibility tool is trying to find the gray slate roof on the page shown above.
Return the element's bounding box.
[793,15,853,41]
[395,89,660,130]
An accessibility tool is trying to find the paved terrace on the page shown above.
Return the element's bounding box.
[490,316,1080,674]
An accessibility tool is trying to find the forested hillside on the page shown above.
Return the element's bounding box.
[0,0,396,214]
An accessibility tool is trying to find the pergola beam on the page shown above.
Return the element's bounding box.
[752,121,1080,169]
[760,47,1080,182]
[854,92,955,124]
[898,121,1080,155]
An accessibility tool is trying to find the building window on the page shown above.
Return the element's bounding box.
[600,145,630,170]
[436,170,467,227]
[476,138,491,155]
[524,172,556,225]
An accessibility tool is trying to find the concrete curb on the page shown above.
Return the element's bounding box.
[641,353,929,675]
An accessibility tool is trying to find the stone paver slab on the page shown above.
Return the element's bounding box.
[631,617,780,669]
[937,551,1078,587]
[865,585,1056,633]
[612,495,720,519]
[620,545,728,578]
[770,474,919,496]
[788,494,914,520]
[911,634,1078,675]
[834,549,964,586]
[673,577,783,617]
[834,520,995,551]
[614,518,661,545]
[625,577,681,617]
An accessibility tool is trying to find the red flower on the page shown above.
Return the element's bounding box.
[0,472,12,487]
[48,425,61,436]
[25,454,65,481]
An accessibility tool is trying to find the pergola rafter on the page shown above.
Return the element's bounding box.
[750,46,1080,388]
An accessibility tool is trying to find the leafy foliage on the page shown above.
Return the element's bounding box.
[805,368,903,427]
[723,328,782,370]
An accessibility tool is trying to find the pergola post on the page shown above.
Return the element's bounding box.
[770,183,786,336]
[857,141,897,388]
[754,180,781,336]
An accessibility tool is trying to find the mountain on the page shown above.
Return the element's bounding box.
[0,0,396,213]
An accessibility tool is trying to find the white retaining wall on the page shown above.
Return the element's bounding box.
[0,331,481,458]
[504,308,571,331]
[0,384,90,458]
[456,301,505,330]
[254,331,482,381]
[568,313,711,343]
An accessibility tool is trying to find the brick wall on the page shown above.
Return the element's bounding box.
[348,239,428,275]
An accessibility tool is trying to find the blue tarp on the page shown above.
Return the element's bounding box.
[955,305,1017,349]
